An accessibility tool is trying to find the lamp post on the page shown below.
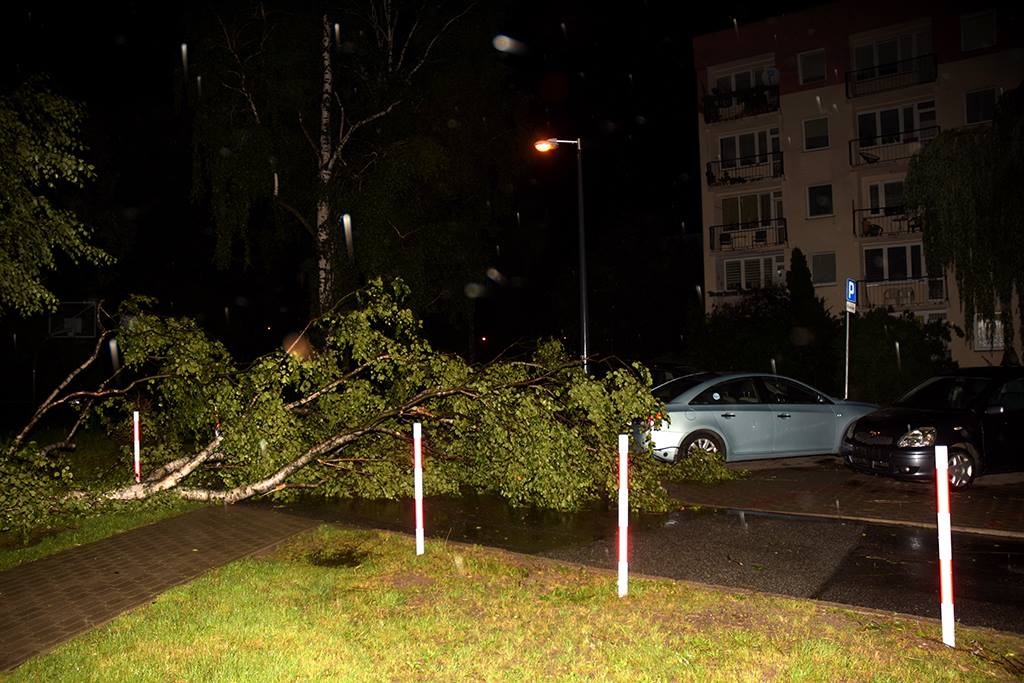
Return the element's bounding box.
[534,137,590,373]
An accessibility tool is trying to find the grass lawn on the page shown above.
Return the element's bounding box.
[5,525,1023,681]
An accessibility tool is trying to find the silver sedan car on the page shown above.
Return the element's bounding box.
[644,372,878,463]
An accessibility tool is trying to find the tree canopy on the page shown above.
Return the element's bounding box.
[904,83,1024,357]
[0,78,111,317]
[2,279,670,537]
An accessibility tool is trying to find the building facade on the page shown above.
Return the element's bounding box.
[693,1,1024,365]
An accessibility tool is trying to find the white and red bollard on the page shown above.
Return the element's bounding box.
[618,433,629,597]
[413,422,424,556]
[133,410,141,484]
[935,444,955,647]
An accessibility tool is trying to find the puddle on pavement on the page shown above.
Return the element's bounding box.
[276,494,681,554]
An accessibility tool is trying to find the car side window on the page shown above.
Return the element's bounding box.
[760,377,822,404]
[691,378,762,406]
[994,378,1024,412]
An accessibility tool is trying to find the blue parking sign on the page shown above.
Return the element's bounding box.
[846,278,857,304]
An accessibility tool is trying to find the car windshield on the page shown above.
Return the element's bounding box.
[895,376,996,410]
[652,373,717,403]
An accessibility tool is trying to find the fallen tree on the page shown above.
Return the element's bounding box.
[2,280,669,537]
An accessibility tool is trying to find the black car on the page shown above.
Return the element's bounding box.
[841,367,1024,489]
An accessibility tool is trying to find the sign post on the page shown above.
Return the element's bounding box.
[617,434,629,598]
[413,422,424,556]
[935,445,955,647]
[844,278,857,400]
[133,411,141,484]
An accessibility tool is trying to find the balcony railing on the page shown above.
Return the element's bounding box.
[707,151,784,186]
[853,207,922,238]
[845,54,937,98]
[849,126,939,166]
[703,85,780,123]
[859,277,947,312]
[710,218,787,251]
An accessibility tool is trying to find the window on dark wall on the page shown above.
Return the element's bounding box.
[807,184,834,217]
[798,49,826,85]
[803,118,829,150]
[961,10,996,52]
[811,253,836,285]
[966,88,997,123]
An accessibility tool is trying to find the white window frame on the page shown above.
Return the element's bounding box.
[721,190,783,227]
[867,179,905,213]
[718,127,781,166]
[961,10,996,52]
[798,49,827,85]
[857,101,936,147]
[862,242,925,281]
[722,253,785,291]
[965,87,997,125]
[810,252,837,286]
[802,117,830,151]
[807,184,834,218]
[852,28,932,76]
[973,315,1005,351]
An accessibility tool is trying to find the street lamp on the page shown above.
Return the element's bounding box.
[534,137,590,373]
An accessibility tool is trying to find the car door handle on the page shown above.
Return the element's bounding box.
[777,413,791,419]
[720,412,736,419]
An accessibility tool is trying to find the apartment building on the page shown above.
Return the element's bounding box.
[693,1,1024,365]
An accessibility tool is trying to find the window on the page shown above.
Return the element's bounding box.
[966,88,997,124]
[973,316,1005,351]
[961,11,996,52]
[691,378,762,405]
[857,101,936,147]
[719,128,780,167]
[868,180,904,213]
[798,49,826,85]
[760,377,826,405]
[811,253,837,285]
[722,254,784,290]
[807,184,834,217]
[854,30,932,78]
[721,190,783,226]
[863,243,923,281]
[803,118,829,150]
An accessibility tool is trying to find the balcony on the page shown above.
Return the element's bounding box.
[859,277,947,312]
[853,207,922,238]
[845,54,937,98]
[703,85,780,123]
[710,218,787,251]
[707,152,784,187]
[849,126,939,167]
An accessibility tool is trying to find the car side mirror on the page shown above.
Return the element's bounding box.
[985,405,1005,415]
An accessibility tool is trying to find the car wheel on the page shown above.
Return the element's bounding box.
[680,431,725,460]
[948,449,976,490]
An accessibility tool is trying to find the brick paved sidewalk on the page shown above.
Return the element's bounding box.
[665,455,1024,538]
[0,505,316,671]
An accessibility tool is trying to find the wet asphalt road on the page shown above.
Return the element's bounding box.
[541,508,1024,635]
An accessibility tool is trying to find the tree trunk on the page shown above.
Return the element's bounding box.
[316,13,335,313]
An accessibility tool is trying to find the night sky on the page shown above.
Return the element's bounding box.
[0,0,823,414]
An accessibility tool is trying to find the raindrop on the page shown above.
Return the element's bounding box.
[560,22,567,39]
[180,43,188,80]
[464,283,486,298]
[486,267,506,284]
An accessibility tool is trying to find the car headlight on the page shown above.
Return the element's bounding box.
[897,427,936,448]
[844,422,857,440]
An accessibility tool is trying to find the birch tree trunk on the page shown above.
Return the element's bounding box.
[316,14,335,313]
